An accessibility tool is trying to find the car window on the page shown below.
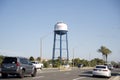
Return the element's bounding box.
[28,60,32,65]
[96,66,106,69]
[20,58,28,64]
[32,62,35,64]
[32,61,38,64]
[2,57,17,63]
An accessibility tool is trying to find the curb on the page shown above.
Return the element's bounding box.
[108,72,120,80]
[108,76,120,80]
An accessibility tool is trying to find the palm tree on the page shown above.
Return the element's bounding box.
[98,46,112,63]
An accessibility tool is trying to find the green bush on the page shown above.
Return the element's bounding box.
[0,55,4,64]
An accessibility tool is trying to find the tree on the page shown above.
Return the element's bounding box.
[42,60,49,68]
[29,56,35,61]
[52,56,64,67]
[0,55,4,64]
[36,57,41,62]
[80,59,89,67]
[73,58,80,66]
[72,58,89,67]
[111,61,117,67]
[90,58,104,67]
[98,46,112,63]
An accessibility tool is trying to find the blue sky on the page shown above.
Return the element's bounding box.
[0,0,120,62]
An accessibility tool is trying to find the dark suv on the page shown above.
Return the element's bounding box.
[1,56,37,78]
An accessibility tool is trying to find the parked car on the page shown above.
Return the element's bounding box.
[63,64,70,68]
[104,63,114,70]
[31,61,43,69]
[92,65,111,78]
[1,56,37,78]
[78,64,83,68]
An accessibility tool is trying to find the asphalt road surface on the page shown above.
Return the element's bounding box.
[0,68,120,80]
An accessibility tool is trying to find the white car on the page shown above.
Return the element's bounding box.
[63,64,70,68]
[31,61,43,69]
[104,63,114,70]
[92,65,111,78]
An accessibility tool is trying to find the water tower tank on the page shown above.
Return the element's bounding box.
[54,22,68,35]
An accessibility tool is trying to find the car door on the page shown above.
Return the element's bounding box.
[23,59,33,74]
[20,58,31,74]
[27,60,34,73]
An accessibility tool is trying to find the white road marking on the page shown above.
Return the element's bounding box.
[32,76,44,80]
[73,77,86,80]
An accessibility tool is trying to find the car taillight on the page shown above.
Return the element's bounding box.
[16,62,20,66]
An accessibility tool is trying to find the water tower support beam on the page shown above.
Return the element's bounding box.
[52,32,56,65]
[60,32,62,65]
[66,33,69,63]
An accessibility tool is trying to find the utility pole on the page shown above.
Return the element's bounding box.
[40,38,42,62]
[89,53,91,67]
[73,48,74,68]
[40,32,52,62]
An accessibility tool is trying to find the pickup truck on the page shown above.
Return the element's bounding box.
[31,61,43,70]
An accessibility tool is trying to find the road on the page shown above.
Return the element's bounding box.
[0,68,120,80]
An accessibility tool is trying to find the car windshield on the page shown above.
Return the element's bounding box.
[96,66,106,69]
[2,57,17,63]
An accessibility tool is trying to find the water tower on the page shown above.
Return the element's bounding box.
[52,22,69,65]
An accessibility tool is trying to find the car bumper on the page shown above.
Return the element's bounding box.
[92,71,111,77]
[1,68,21,74]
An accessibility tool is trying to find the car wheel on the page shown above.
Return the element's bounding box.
[107,73,111,78]
[19,69,25,78]
[1,73,8,78]
[107,75,111,78]
[92,75,96,77]
[31,68,37,77]
[40,67,43,70]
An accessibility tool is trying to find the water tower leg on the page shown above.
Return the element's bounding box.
[52,32,56,66]
[60,32,62,65]
[66,33,69,63]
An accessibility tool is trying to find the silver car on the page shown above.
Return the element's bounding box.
[92,65,111,78]
[1,56,37,78]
